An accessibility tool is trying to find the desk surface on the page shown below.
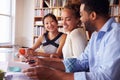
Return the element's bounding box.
[0,61,32,80]
[0,48,34,80]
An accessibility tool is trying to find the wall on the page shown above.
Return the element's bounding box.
[15,0,34,47]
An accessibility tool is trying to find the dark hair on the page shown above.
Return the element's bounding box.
[64,3,81,19]
[81,0,109,17]
[42,13,58,25]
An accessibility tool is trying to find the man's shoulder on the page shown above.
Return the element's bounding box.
[111,22,120,32]
[111,22,120,28]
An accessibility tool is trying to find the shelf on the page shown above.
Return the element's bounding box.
[111,15,120,17]
[110,4,119,7]
[34,24,44,27]
[34,16,62,23]
[35,7,63,10]
[34,16,62,19]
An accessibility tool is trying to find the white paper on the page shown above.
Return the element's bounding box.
[8,61,30,70]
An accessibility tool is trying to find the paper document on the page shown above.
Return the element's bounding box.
[8,61,30,70]
[5,72,32,80]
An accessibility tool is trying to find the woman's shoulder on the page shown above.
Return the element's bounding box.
[58,32,67,41]
[70,28,85,35]
[37,33,46,41]
[60,32,67,38]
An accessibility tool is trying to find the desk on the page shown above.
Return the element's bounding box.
[0,48,33,80]
[5,61,33,80]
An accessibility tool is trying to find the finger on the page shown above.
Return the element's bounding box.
[24,72,38,79]
[29,62,37,67]
[23,67,34,73]
[29,76,38,79]
[23,68,38,79]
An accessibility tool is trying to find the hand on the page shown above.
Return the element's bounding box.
[23,66,55,80]
[23,66,71,80]
[50,54,60,58]
[26,48,34,56]
[25,56,39,67]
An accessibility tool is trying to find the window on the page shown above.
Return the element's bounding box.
[0,0,13,45]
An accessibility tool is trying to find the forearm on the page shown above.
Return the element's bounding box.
[35,52,50,57]
[35,52,62,58]
[40,58,65,71]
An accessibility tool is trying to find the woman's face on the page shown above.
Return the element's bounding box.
[61,8,79,32]
[44,16,58,32]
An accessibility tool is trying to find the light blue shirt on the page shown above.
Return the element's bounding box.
[63,18,120,80]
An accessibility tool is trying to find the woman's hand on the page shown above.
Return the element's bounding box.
[26,48,34,56]
[50,54,60,58]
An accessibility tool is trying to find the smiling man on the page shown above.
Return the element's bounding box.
[23,0,120,80]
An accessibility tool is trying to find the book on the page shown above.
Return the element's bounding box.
[44,0,50,7]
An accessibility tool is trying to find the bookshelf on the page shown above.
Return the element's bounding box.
[33,0,120,42]
[109,0,120,22]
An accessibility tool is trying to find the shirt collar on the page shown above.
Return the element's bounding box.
[99,17,115,32]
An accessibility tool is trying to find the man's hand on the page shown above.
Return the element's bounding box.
[23,66,57,80]
[23,66,74,80]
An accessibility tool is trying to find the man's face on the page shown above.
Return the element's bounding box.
[80,4,96,32]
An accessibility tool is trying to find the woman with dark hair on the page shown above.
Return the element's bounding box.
[26,13,66,59]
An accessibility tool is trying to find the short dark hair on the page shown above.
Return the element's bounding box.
[81,0,110,17]
[64,3,81,18]
[43,13,58,25]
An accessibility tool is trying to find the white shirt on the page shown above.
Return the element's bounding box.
[62,28,87,59]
